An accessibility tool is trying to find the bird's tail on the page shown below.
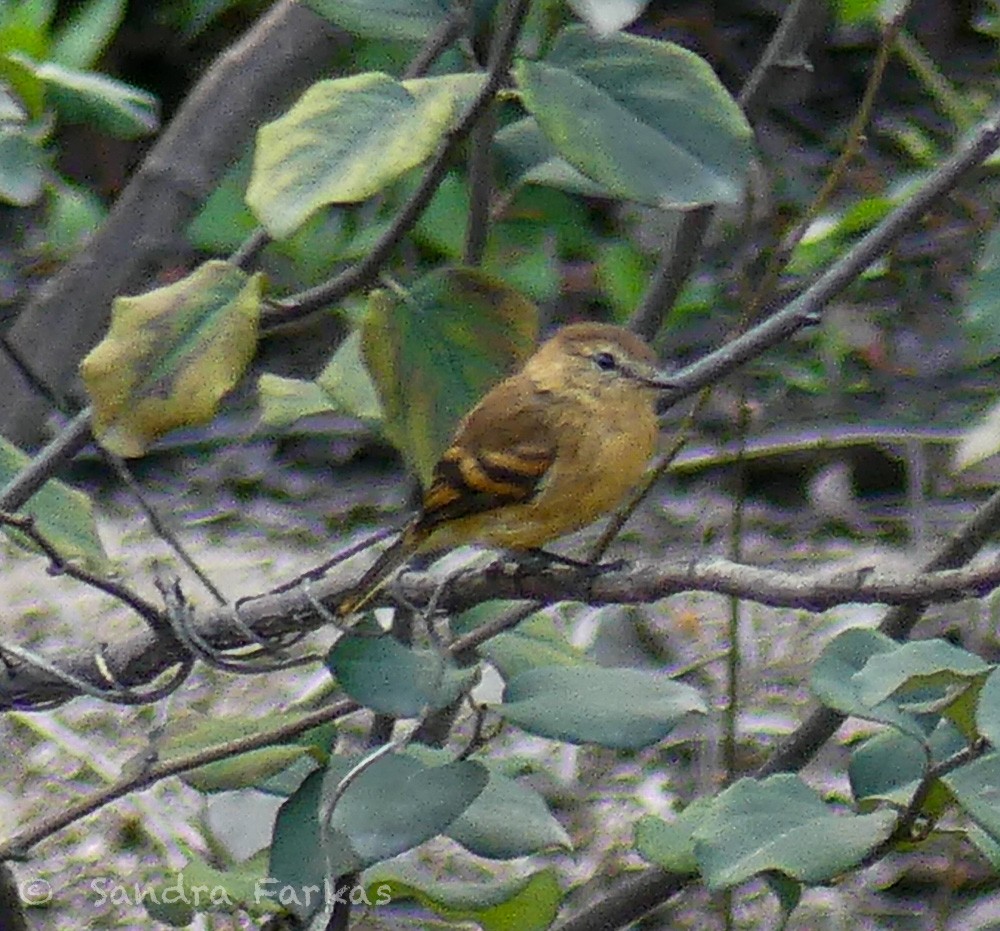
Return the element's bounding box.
[337,523,424,616]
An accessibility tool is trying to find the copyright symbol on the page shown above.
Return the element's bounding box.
[20,879,51,905]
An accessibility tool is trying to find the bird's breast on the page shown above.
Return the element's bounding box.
[435,395,658,550]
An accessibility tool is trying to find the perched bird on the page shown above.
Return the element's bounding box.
[338,322,672,615]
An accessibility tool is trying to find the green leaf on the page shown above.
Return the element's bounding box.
[693,774,897,889]
[0,0,56,34]
[11,54,158,138]
[851,638,989,711]
[186,148,258,252]
[80,260,262,457]
[50,0,125,69]
[161,849,276,921]
[257,373,337,428]
[849,721,966,812]
[182,746,314,793]
[157,710,324,792]
[848,729,927,809]
[0,435,107,571]
[326,634,480,717]
[361,267,538,485]
[969,824,1000,869]
[323,753,489,873]
[834,0,882,24]
[942,752,1000,843]
[962,224,1000,364]
[497,665,706,749]
[514,26,753,208]
[268,768,328,919]
[258,330,383,429]
[247,71,485,238]
[494,117,614,198]
[0,1,51,117]
[765,873,802,930]
[598,240,652,320]
[367,866,562,931]
[634,798,716,875]
[303,0,450,41]
[412,171,470,258]
[43,179,106,258]
[977,667,1000,746]
[0,123,48,206]
[447,765,572,858]
[315,329,383,422]
[810,628,934,740]
[479,612,587,680]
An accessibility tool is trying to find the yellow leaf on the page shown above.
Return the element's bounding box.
[81,261,261,457]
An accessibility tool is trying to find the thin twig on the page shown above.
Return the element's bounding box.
[464,105,495,266]
[0,512,168,634]
[859,738,990,869]
[0,639,192,707]
[0,409,93,513]
[628,0,826,342]
[102,449,229,605]
[0,695,359,859]
[230,228,272,269]
[738,0,825,110]
[744,4,910,325]
[403,8,467,80]
[629,207,714,341]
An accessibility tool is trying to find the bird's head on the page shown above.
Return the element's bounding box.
[524,323,673,403]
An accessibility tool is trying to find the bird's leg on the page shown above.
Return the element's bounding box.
[388,553,465,619]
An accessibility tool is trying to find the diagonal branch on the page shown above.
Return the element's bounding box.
[655,103,1000,411]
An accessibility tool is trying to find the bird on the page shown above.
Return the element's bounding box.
[338,322,672,615]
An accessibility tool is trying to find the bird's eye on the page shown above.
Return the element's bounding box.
[593,351,616,371]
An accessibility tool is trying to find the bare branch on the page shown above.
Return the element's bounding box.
[8,533,1000,711]
[0,512,167,634]
[0,696,358,860]
[656,103,1000,411]
[0,409,93,513]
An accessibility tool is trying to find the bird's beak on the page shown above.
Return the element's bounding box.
[630,363,676,390]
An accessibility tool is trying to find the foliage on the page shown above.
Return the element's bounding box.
[3,0,1000,930]
[0,0,156,256]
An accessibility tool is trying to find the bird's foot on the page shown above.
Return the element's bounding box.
[502,549,625,578]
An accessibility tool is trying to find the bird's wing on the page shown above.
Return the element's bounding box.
[418,378,554,532]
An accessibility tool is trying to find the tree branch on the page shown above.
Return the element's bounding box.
[656,102,1000,410]
[8,542,1000,711]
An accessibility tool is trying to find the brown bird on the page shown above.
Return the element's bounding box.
[338,322,672,615]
